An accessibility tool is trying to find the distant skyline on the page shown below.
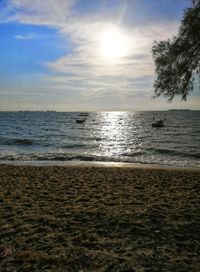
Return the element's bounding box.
[0,0,199,111]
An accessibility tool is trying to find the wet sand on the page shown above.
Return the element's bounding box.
[0,164,199,271]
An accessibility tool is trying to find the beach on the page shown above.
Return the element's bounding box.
[0,164,199,271]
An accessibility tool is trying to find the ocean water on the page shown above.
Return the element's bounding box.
[0,111,199,168]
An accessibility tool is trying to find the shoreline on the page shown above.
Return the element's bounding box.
[1,160,200,172]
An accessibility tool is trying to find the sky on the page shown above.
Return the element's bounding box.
[0,0,199,111]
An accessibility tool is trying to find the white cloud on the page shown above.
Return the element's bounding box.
[42,20,179,99]
[1,0,189,110]
[5,0,77,25]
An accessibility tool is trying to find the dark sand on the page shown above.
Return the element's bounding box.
[0,164,199,271]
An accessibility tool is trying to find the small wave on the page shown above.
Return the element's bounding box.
[6,138,34,145]
[52,155,98,161]
[150,147,200,159]
[80,136,103,141]
[153,148,177,155]
[0,152,119,163]
[122,151,144,157]
[186,153,200,159]
[61,144,87,149]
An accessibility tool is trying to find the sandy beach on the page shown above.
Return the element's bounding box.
[0,164,199,271]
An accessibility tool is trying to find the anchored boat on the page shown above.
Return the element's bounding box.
[152,119,164,127]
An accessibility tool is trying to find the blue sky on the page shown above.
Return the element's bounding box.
[0,0,199,111]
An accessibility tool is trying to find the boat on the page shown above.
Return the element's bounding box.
[75,119,86,124]
[152,119,164,127]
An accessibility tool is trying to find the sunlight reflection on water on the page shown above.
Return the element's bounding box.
[95,112,141,158]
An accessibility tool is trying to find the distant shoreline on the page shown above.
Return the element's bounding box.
[0,110,200,112]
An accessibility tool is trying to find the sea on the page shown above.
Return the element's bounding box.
[0,111,199,168]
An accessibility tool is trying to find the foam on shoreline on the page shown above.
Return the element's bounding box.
[1,160,200,172]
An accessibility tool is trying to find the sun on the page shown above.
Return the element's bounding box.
[99,27,130,60]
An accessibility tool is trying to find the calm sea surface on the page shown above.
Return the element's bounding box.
[0,111,199,168]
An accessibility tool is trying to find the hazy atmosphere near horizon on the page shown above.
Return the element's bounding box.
[0,0,199,111]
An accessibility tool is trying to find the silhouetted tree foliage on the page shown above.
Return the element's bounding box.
[152,0,200,101]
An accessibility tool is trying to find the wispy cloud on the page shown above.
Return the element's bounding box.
[2,0,76,24]
[14,32,39,40]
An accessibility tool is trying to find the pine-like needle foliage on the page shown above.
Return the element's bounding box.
[152,1,200,101]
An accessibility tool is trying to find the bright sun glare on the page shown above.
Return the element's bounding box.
[99,27,130,60]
